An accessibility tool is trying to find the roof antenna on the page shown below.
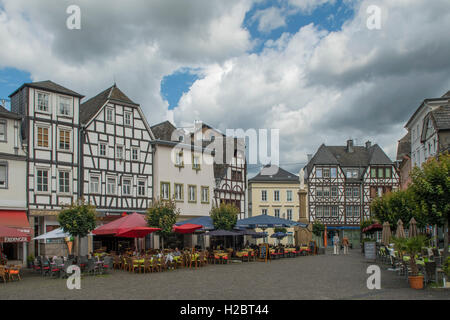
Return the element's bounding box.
[113,74,116,87]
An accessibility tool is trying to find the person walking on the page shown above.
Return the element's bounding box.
[333,233,340,255]
[342,236,349,255]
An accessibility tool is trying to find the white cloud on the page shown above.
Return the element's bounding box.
[252,7,287,33]
[174,0,450,170]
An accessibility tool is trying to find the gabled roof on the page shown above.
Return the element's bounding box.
[430,105,450,131]
[396,132,411,161]
[9,80,84,98]
[80,84,138,124]
[249,165,298,183]
[150,120,177,141]
[405,90,450,128]
[305,141,393,179]
[0,105,21,120]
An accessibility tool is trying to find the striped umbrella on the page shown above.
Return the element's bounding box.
[395,219,406,238]
[408,217,418,238]
[382,221,391,245]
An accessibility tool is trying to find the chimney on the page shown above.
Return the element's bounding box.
[347,139,354,153]
[307,154,313,163]
[365,140,372,149]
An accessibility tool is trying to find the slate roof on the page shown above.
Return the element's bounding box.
[9,80,84,98]
[305,141,393,179]
[0,105,21,120]
[80,84,138,124]
[249,165,298,183]
[150,120,177,141]
[396,132,411,161]
[431,105,450,131]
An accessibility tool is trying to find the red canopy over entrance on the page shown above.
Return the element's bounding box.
[0,225,30,243]
[0,210,31,234]
[362,223,383,233]
[92,213,160,238]
[172,223,203,234]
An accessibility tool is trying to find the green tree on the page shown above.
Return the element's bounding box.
[210,203,239,230]
[58,200,97,256]
[146,197,180,249]
[274,227,287,234]
[312,221,325,237]
[371,189,426,230]
[409,152,450,261]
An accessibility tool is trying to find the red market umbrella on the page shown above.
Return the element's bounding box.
[93,213,155,237]
[172,223,203,234]
[115,226,160,238]
[0,225,31,243]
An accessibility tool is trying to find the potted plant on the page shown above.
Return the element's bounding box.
[27,254,35,268]
[393,236,428,289]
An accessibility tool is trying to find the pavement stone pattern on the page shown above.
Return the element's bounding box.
[0,249,448,300]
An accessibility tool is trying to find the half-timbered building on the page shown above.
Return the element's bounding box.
[80,85,155,221]
[305,139,399,248]
[195,123,247,219]
[9,80,83,256]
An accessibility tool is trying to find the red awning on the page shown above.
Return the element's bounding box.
[115,227,161,238]
[0,225,30,243]
[0,210,31,234]
[172,223,203,234]
[363,223,383,233]
[93,213,156,238]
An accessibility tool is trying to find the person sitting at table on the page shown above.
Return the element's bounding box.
[173,248,181,256]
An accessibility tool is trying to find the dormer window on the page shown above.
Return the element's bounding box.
[37,92,49,112]
[316,168,322,178]
[59,96,71,116]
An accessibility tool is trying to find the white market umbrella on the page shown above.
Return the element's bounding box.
[33,228,71,240]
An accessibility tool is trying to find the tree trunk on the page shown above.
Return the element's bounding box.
[443,219,449,262]
[77,235,81,257]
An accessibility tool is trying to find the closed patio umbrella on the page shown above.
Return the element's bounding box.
[382,221,391,245]
[408,217,418,238]
[395,219,406,238]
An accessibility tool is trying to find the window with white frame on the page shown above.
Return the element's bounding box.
[331,206,338,217]
[122,178,132,196]
[316,187,323,197]
[331,186,338,197]
[323,168,330,178]
[323,186,330,197]
[287,209,292,220]
[37,92,49,112]
[58,171,70,194]
[99,143,107,157]
[353,187,359,197]
[316,168,322,178]
[138,180,146,197]
[193,156,200,170]
[353,206,360,217]
[116,145,124,159]
[161,182,170,200]
[37,126,49,148]
[174,184,183,201]
[59,129,71,151]
[124,111,132,126]
[106,107,114,122]
[59,96,71,116]
[274,209,280,218]
[107,177,116,195]
[175,151,183,167]
[201,186,209,203]
[37,169,49,192]
[262,208,268,215]
[0,163,7,188]
[274,190,280,201]
[330,167,337,178]
[287,190,293,202]
[316,206,323,217]
[261,190,267,201]
[323,206,330,217]
[345,187,352,198]
[90,176,100,194]
[132,147,139,161]
[188,185,196,202]
[0,121,6,142]
[346,206,352,217]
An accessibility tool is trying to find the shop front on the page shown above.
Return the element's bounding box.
[0,210,31,265]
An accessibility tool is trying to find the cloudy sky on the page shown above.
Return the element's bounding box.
[1,0,449,177]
